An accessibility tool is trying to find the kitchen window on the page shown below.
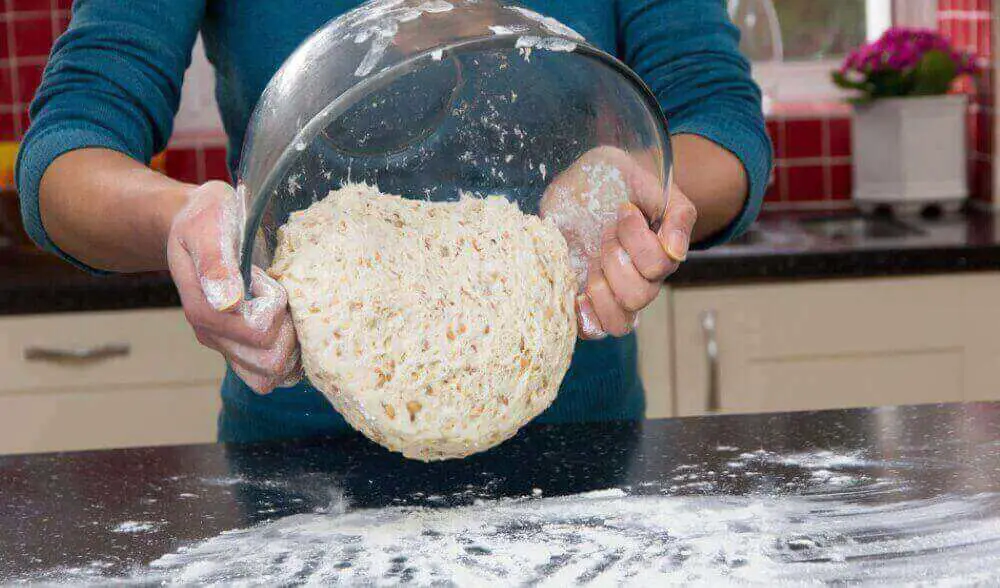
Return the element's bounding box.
[735,0,938,105]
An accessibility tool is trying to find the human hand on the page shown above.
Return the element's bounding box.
[167,181,302,393]
[540,147,696,339]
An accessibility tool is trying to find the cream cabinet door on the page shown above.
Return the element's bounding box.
[0,309,225,455]
[637,288,674,419]
[672,274,1000,417]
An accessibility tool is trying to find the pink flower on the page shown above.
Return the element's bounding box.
[840,27,979,76]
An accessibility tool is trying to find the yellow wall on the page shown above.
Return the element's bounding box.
[0,143,18,191]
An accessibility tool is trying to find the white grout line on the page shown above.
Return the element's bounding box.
[49,0,60,42]
[767,110,851,122]
[821,117,833,202]
[167,134,229,149]
[4,0,21,137]
[764,200,855,212]
[937,10,992,20]
[0,9,68,21]
[0,56,49,67]
[971,1,980,56]
[776,119,788,202]
[194,144,206,184]
[775,157,853,168]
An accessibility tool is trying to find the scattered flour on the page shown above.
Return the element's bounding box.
[540,156,630,290]
[349,0,455,77]
[515,35,578,57]
[506,6,586,40]
[89,489,1000,586]
[489,25,528,35]
[733,449,873,470]
[112,521,159,534]
[17,450,1000,586]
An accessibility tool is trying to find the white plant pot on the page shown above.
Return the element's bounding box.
[852,95,968,212]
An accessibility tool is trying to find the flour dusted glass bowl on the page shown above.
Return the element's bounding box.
[237,0,672,288]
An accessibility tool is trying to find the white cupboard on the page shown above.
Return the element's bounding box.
[0,309,223,455]
[639,274,1000,418]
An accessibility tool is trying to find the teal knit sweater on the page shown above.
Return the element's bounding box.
[16,0,771,443]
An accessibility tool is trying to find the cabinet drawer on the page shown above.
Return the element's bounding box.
[0,309,223,394]
[0,383,221,455]
[673,275,1000,416]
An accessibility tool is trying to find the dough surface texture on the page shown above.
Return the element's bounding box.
[269,184,577,460]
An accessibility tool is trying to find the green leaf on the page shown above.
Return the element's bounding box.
[911,49,959,96]
[832,71,869,91]
[867,69,911,98]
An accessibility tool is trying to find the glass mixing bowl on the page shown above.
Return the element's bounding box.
[237,0,673,288]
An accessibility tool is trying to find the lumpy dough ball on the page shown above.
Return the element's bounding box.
[268,184,578,461]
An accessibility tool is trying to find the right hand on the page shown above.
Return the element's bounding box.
[166,181,302,394]
[540,147,690,340]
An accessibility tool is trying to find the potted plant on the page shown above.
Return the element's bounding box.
[833,28,979,213]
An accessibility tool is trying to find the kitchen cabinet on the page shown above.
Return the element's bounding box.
[637,290,675,419]
[6,274,999,453]
[0,309,223,455]
[646,274,1000,418]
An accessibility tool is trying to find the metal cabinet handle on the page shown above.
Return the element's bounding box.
[24,343,131,364]
[700,310,721,413]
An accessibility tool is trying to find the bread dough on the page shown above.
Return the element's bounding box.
[268,184,577,460]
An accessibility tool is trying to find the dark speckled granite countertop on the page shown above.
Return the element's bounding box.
[3,403,1000,584]
[0,248,180,316]
[2,209,998,315]
[672,208,1000,286]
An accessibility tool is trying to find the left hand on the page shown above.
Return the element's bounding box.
[540,147,697,339]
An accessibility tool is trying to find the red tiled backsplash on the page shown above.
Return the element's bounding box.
[0,1,231,186]
[765,104,854,207]
[940,0,994,206]
[0,1,996,208]
[162,137,233,185]
[766,0,995,209]
[1,1,70,141]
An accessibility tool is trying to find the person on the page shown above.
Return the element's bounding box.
[16,0,772,444]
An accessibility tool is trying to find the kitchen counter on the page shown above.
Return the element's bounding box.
[0,248,179,316]
[4,402,1000,584]
[2,209,999,315]
[673,207,1000,286]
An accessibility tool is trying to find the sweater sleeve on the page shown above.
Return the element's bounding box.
[617,0,773,248]
[14,0,206,272]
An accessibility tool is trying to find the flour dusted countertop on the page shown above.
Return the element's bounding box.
[3,209,999,315]
[4,403,1000,584]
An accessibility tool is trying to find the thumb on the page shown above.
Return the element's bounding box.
[176,181,246,312]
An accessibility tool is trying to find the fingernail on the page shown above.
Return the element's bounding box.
[202,277,243,311]
[666,230,689,262]
[632,313,640,330]
[576,294,607,340]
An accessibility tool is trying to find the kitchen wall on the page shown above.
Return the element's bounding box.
[767,0,995,210]
[765,103,854,209]
[0,1,996,207]
[0,0,229,190]
[939,0,996,209]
